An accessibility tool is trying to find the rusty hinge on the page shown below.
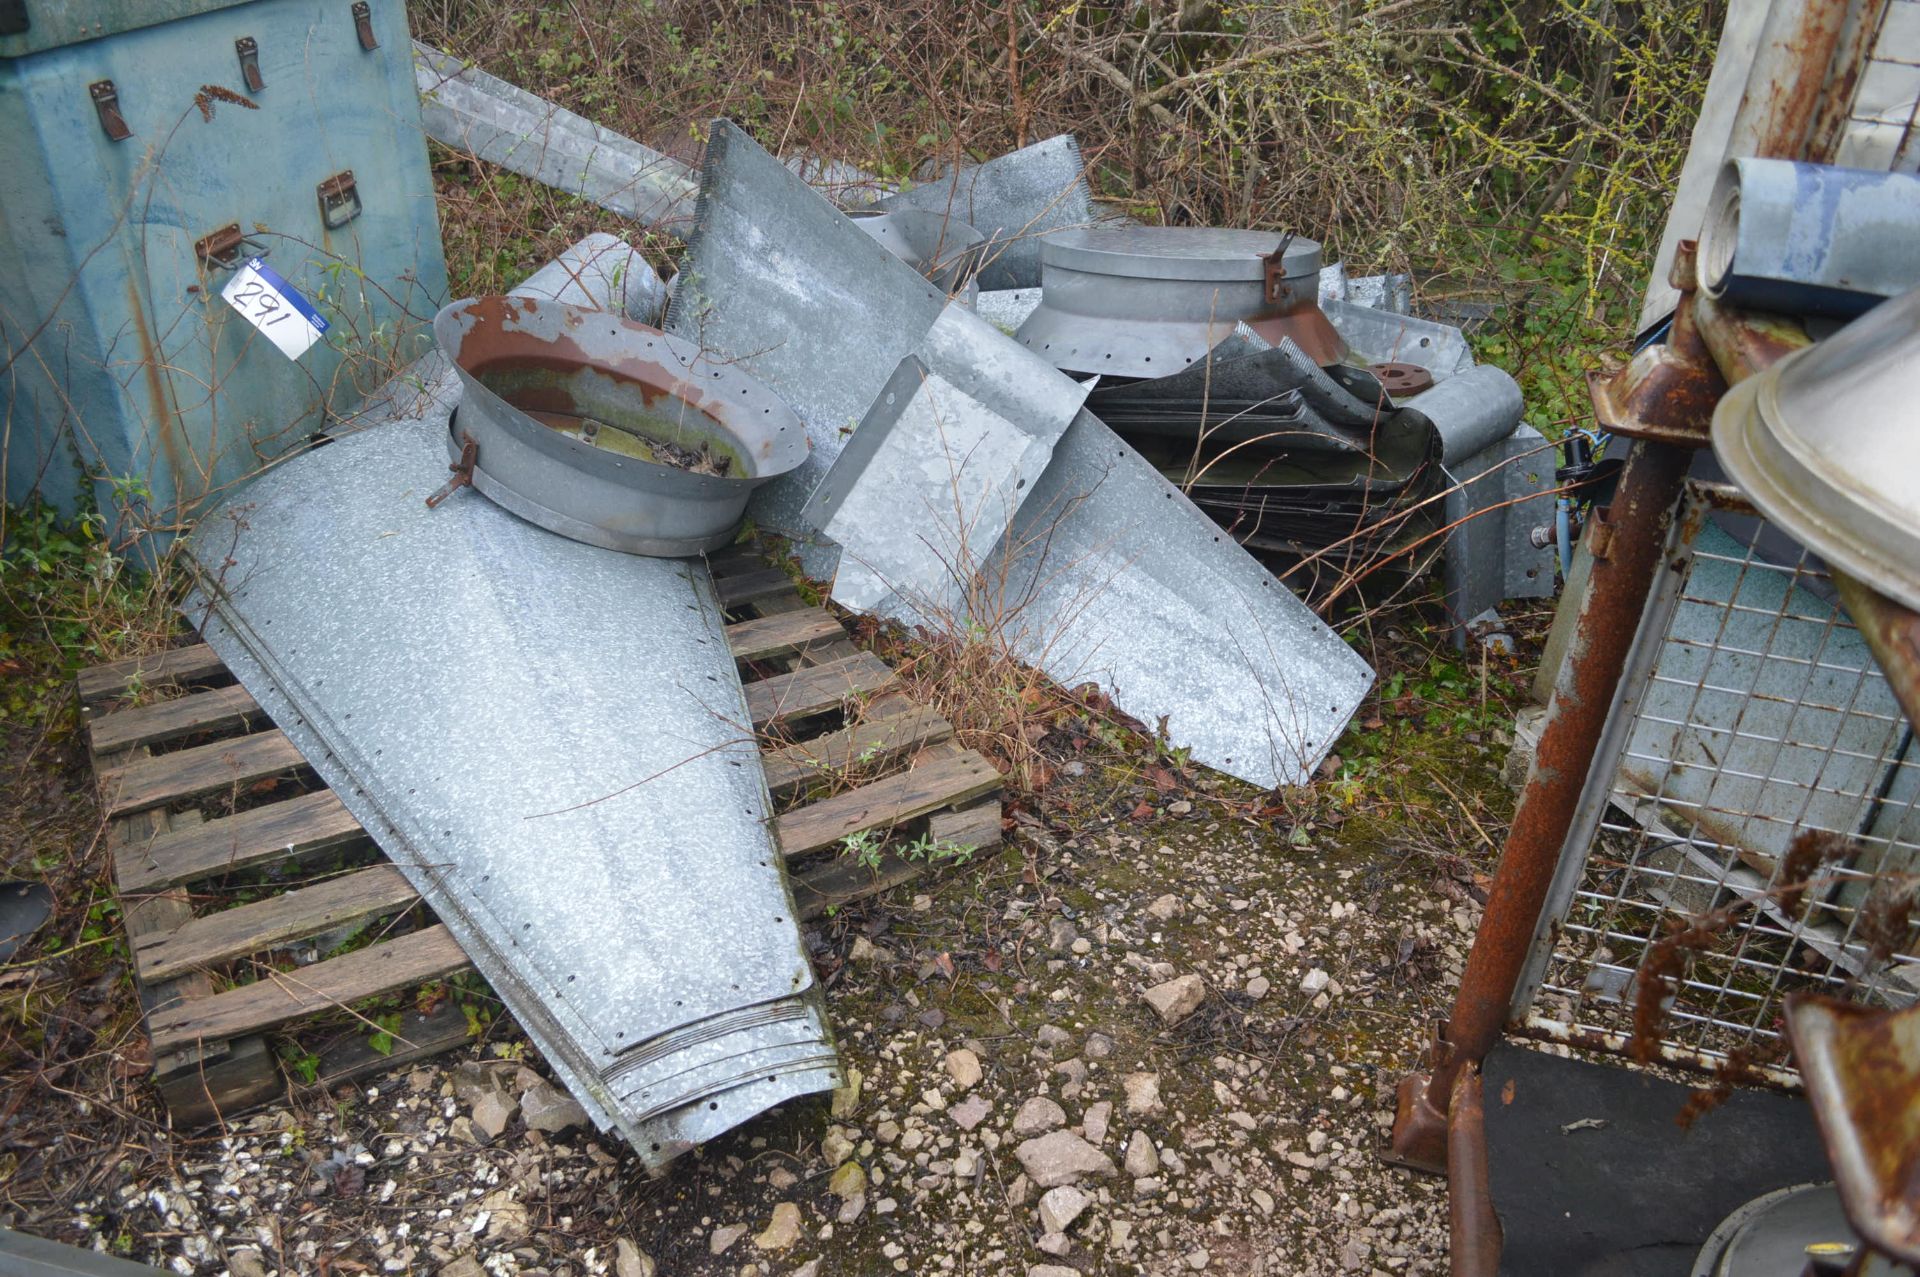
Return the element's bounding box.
[351,1,377,50]
[426,434,478,509]
[1260,232,1299,307]
[235,36,265,92]
[317,170,361,229]
[89,80,131,142]
[195,224,248,270]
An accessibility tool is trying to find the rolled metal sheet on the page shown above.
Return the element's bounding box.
[1701,158,1920,319]
[879,135,1094,290]
[508,232,668,326]
[185,369,836,1165]
[413,42,698,233]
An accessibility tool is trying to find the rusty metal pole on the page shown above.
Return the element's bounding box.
[1447,1067,1501,1277]
[1389,435,1696,1171]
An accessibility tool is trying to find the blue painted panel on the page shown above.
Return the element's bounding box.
[0,0,447,545]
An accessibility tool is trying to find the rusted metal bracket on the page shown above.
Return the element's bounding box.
[1261,232,1299,306]
[1588,281,1726,448]
[351,1,378,50]
[89,80,130,142]
[1694,291,1813,386]
[425,434,477,509]
[235,36,264,93]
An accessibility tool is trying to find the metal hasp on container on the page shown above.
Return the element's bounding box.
[664,120,954,540]
[1015,227,1345,377]
[878,134,1094,290]
[1785,994,1920,1266]
[434,295,809,556]
[185,388,836,1167]
[850,211,987,307]
[1712,285,1920,612]
[413,41,698,234]
[1700,159,1920,318]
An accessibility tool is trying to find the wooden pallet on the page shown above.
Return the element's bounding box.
[83,541,1003,1126]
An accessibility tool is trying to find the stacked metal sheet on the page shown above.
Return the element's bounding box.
[184,365,837,1169]
[667,119,1375,789]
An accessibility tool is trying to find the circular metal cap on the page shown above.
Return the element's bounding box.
[1711,286,1920,611]
[1039,227,1323,282]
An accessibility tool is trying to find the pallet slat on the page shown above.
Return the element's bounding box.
[116,789,368,895]
[761,704,953,796]
[99,730,308,818]
[746,652,895,728]
[715,568,795,609]
[134,866,420,984]
[147,923,471,1056]
[723,610,846,662]
[791,851,928,921]
[77,644,226,706]
[90,683,264,757]
[775,750,1002,857]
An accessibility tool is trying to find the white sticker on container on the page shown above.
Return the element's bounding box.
[221,257,329,360]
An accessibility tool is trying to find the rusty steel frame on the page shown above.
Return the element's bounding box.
[1447,1068,1501,1277]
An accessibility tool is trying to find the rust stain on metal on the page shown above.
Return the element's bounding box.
[1806,0,1895,161]
[1746,0,1853,159]
[1694,293,1813,385]
[1835,572,1920,729]
[1786,993,1920,1263]
[1588,296,1726,448]
[451,294,768,464]
[1448,1068,1501,1277]
[127,275,188,515]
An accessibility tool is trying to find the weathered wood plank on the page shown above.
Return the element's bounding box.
[745,652,895,728]
[148,924,471,1056]
[714,568,795,610]
[314,1001,473,1090]
[706,541,769,576]
[775,750,1002,857]
[116,789,367,895]
[89,683,264,758]
[791,851,928,921]
[134,866,420,984]
[762,705,954,796]
[99,730,308,818]
[930,800,1004,855]
[77,644,226,707]
[724,610,845,662]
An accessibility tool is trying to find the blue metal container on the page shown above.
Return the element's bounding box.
[0,0,447,543]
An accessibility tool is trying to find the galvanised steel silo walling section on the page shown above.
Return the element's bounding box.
[0,0,447,543]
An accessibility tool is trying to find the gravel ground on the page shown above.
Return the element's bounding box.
[22,740,1502,1277]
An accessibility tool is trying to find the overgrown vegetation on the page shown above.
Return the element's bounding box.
[416,0,1721,424]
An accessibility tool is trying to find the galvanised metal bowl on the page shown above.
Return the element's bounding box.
[434,295,809,556]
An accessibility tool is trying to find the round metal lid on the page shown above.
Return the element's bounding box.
[1711,287,1920,612]
[1040,227,1323,282]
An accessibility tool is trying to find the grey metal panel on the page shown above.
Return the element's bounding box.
[508,232,668,326]
[976,287,1044,334]
[1501,423,1558,600]
[1323,299,1475,379]
[413,41,698,233]
[879,135,1094,290]
[982,409,1375,789]
[183,375,836,1163]
[0,1228,167,1276]
[808,359,1056,624]
[663,119,949,539]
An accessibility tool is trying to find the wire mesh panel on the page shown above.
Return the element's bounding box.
[1515,481,1920,1080]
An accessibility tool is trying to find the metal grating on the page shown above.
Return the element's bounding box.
[1835,0,1920,172]
[1515,480,1920,1082]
